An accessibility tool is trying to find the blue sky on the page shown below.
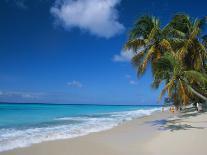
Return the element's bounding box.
[0,0,206,104]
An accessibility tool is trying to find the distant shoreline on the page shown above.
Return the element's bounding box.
[0,102,162,106]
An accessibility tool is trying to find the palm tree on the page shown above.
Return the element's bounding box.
[155,52,207,106]
[124,15,164,76]
[164,14,207,72]
[156,14,207,105]
[125,14,207,106]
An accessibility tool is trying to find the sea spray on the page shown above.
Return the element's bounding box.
[0,104,161,152]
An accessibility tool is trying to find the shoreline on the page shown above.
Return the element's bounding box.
[0,107,161,152]
[0,110,173,155]
[1,110,207,155]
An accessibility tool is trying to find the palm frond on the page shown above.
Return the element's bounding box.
[125,39,146,52]
[131,51,145,67]
[159,78,175,101]
[141,46,156,72]
[184,70,207,85]
[159,39,172,50]
[168,13,191,34]
[129,15,159,39]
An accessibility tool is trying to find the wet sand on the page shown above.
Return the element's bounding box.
[1,110,207,155]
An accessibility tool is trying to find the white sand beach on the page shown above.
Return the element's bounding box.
[1,110,207,155]
[1,0,207,154]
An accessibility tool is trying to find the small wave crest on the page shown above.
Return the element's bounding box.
[0,107,160,152]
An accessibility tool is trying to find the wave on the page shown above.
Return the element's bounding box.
[0,107,160,152]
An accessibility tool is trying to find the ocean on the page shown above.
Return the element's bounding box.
[0,103,161,152]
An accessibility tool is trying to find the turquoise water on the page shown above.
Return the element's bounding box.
[0,103,161,152]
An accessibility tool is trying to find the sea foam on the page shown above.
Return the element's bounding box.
[0,107,160,152]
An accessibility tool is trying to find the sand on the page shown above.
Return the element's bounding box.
[1,110,207,155]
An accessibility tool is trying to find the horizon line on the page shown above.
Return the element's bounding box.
[0,102,161,106]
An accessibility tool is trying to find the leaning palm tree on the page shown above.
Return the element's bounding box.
[155,52,207,106]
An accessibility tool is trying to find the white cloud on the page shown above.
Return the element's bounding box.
[15,0,27,9]
[67,80,83,88]
[129,80,137,85]
[51,0,125,38]
[5,0,27,9]
[0,91,44,99]
[124,74,138,85]
[125,74,131,79]
[113,49,135,62]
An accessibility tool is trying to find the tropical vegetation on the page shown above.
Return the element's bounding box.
[125,13,207,107]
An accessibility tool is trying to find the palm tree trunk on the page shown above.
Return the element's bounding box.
[188,85,207,101]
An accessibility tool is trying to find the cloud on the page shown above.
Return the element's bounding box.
[15,0,27,9]
[129,80,137,85]
[125,74,138,85]
[0,91,44,99]
[0,90,91,103]
[113,49,135,62]
[51,0,125,38]
[5,0,27,9]
[67,80,83,88]
[125,74,131,79]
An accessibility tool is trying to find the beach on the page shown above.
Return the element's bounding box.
[1,0,207,154]
[1,110,207,155]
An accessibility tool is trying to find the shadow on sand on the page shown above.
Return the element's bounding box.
[147,110,207,132]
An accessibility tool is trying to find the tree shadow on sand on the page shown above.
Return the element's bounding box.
[148,119,205,131]
[162,123,205,131]
[178,107,205,118]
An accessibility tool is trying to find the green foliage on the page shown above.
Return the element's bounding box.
[125,13,207,106]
